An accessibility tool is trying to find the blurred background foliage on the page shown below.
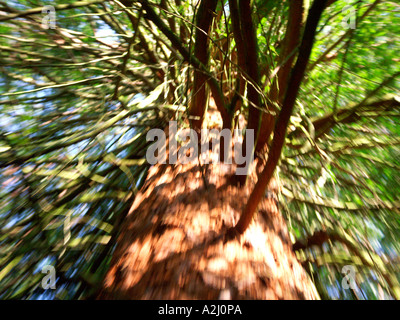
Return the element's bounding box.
[0,0,399,299]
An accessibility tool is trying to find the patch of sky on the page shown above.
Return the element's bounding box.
[129,92,145,105]
[102,126,135,152]
[3,208,34,230]
[65,138,93,158]
[65,267,78,279]
[3,0,28,10]
[94,23,121,47]
[1,179,21,198]
[30,290,56,300]
[326,284,341,299]
[3,214,21,230]
[321,25,333,35]
[0,114,16,132]
[223,2,230,14]
[33,256,56,275]
[74,203,89,218]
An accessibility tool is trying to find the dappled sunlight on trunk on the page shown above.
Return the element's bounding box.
[99,143,319,299]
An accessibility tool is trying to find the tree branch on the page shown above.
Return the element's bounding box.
[140,0,230,127]
[0,0,105,22]
[190,0,218,131]
[256,0,306,153]
[233,0,328,235]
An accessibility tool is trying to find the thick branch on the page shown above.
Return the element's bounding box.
[290,94,400,140]
[238,0,261,136]
[190,0,218,131]
[256,0,306,153]
[140,0,230,127]
[230,0,262,184]
[234,0,328,235]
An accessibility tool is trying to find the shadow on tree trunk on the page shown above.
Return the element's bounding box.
[98,157,319,299]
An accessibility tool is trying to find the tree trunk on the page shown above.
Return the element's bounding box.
[98,150,319,299]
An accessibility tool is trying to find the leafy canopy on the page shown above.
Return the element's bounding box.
[0,0,399,299]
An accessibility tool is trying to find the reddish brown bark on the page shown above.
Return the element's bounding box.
[141,0,231,130]
[229,0,262,184]
[234,0,328,235]
[256,0,306,154]
[98,0,324,299]
[98,158,319,299]
[237,0,261,137]
[190,0,218,132]
[228,0,246,111]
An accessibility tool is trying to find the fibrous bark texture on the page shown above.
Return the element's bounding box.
[99,149,319,299]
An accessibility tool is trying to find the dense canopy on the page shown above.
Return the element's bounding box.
[0,0,399,299]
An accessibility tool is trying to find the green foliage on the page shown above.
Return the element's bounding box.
[0,0,399,300]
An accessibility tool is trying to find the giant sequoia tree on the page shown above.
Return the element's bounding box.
[0,0,399,300]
